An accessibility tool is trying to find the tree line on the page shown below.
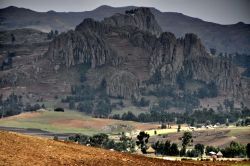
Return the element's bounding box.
[111,106,250,125]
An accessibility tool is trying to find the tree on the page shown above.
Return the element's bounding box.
[54,30,59,36]
[89,133,109,147]
[11,34,15,44]
[100,78,107,90]
[163,140,171,155]
[205,146,219,155]
[247,143,250,158]
[210,48,216,55]
[194,144,204,156]
[152,141,165,155]
[95,100,111,117]
[77,101,93,114]
[69,100,75,109]
[177,124,181,132]
[221,141,246,158]
[186,149,199,157]
[180,147,186,156]
[136,131,150,154]
[182,132,192,148]
[170,143,179,156]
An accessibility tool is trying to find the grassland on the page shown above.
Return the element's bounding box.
[0,110,98,134]
[0,110,159,135]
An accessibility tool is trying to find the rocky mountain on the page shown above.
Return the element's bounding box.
[0,5,250,54]
[44,7,243,100]
[0,7,249,109]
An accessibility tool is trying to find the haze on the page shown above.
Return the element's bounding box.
[0,0,249,24]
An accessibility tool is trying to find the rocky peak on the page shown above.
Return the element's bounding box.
[75,18,110,35]
[103,7,162,36]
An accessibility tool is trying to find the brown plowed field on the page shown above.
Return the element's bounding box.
[0,131,249,166]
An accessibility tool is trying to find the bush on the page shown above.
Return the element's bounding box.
[186,149,199,157]
[54,107,64,112]
[77,101,93,114]
[221,141,246,158]
[247,143,250,158]
[53,135,59,141]
[194,144,204,156]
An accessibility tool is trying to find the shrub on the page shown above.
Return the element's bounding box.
[54,107,64,112]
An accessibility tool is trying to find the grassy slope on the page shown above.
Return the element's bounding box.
[0,111,97,134]
[0,110,160,135]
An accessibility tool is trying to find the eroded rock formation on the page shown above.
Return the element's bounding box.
[44,7,243,99]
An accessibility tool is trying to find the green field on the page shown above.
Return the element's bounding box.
[0,111,99,135]
[0,110,160,136]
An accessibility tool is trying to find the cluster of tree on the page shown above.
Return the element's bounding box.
[236,117,250,127]
[47,30,59,40]
[61,64,112,117]
[206,141,250,158]
[136,131,150,154]
[111,106,250,125]
[156,92,200,111]
[0,93,44,118]
[195,82,218,98]
[185,144,205,157]
[152,132,204,157]
[223,99,235,111]
[152,140,179,156]
[131,96,150,107]
[67,133,135,152]
[62,85,111,118]
[142,84,201,111]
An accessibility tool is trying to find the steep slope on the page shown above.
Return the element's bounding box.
[0,5,250,54]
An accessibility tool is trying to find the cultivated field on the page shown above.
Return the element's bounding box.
[0,131,249,166]
[152,126,250,148]
[0,110,159,136]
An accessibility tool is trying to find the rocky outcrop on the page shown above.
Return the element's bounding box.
[149,33,241,92]
[45,7,242,98]
[106,71,139,99]
[103,8,162,36]
[46,29,112,68]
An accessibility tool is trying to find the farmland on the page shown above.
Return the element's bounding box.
[0,110,159,136]
[0,131,249,166]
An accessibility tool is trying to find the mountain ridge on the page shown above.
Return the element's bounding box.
[1,5,250,54]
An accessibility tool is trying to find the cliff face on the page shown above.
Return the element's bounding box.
[46,20,113,68]
[149,33,241,93]
[45,7,242,99]
[107,71,139,99]
[103,8,162,36]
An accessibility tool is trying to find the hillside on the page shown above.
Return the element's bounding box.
[0,7,250,118]
[0,131,249,166]
[0,5,250,54]
[0,110,159,135]
[0,110,249,148]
